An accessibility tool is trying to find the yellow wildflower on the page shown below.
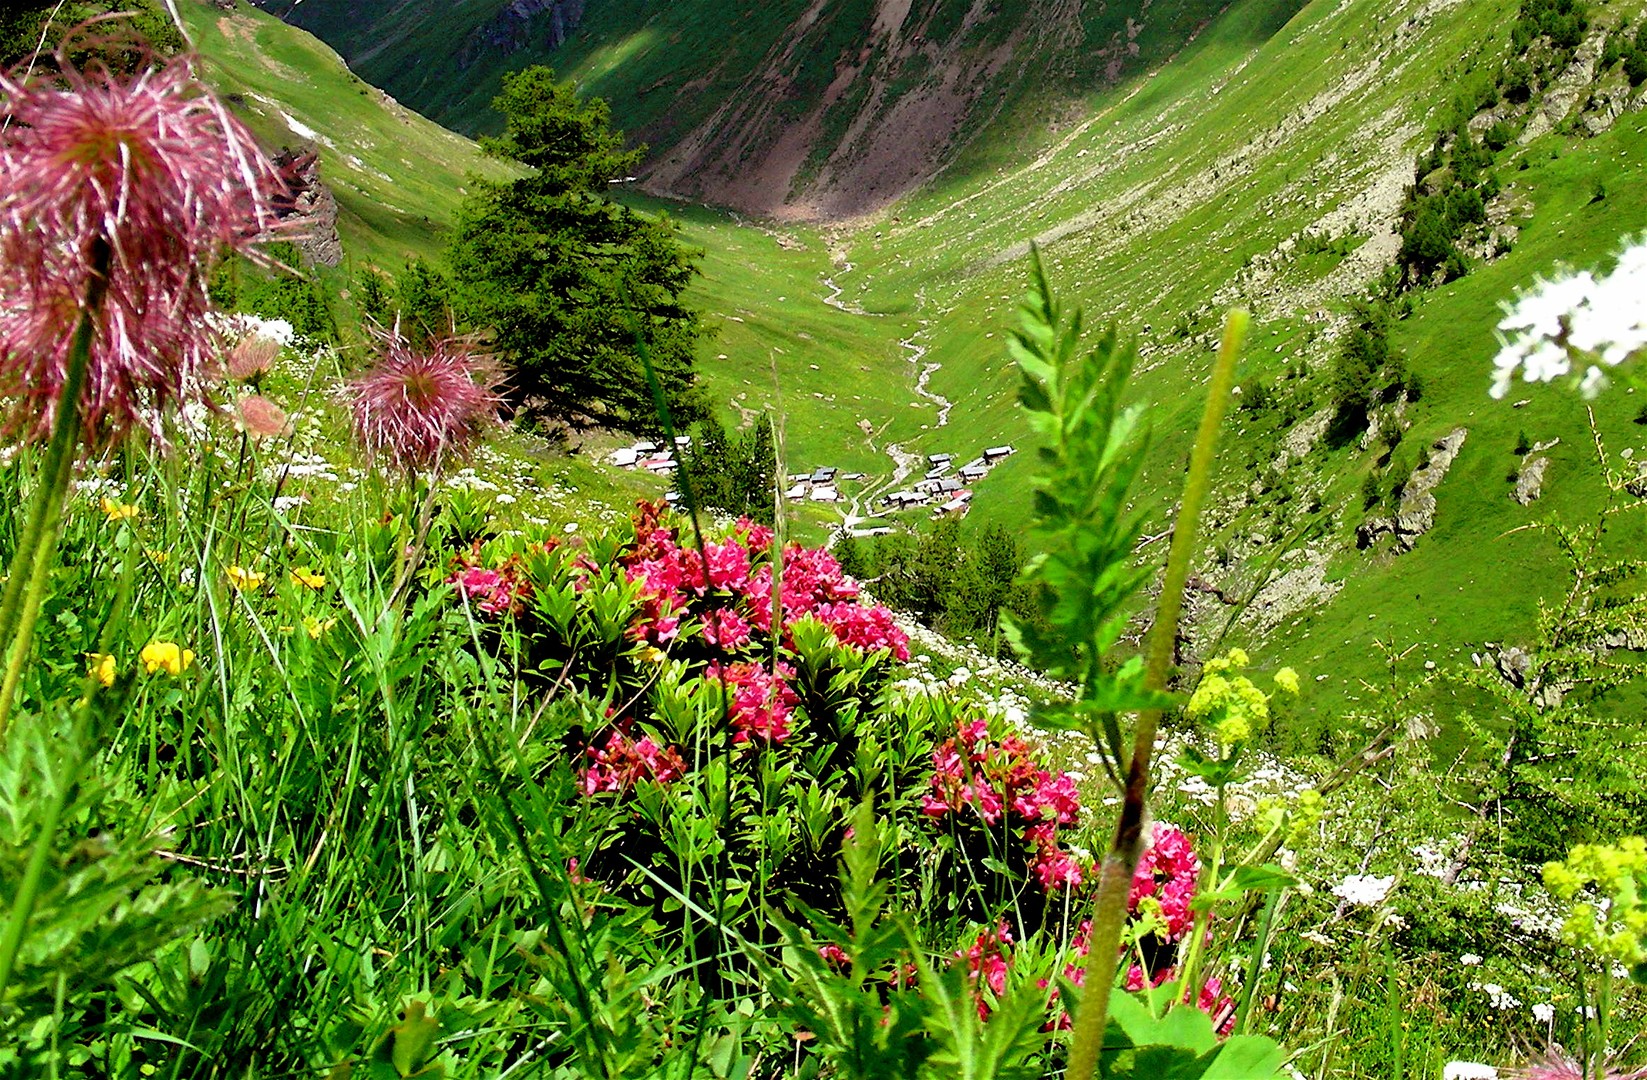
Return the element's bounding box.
[86,653,116,687]
[144,548,170,565]
[101,497,139,521]
[289,566,325,590]
[303,615,337,639]
[226,565,265,592]
[1274,667,1300,695]
[141,641,195,676]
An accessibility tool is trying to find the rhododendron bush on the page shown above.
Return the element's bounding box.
[438,500,1252,1041]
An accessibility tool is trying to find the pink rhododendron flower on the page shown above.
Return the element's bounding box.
[815,600,910,659]
[0,50,282,447]
[735,517,774,552]
[581,731,687,793]
[1032,841,1085,891]
[959,923,1014,1017]
[701,607,753,651]
[349,330,503,472]
[922,718,1087,892]
[1129,822,1202,941]
[709,660,798,743]
[448,548,530,616]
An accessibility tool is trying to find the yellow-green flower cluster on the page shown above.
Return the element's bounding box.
[1543,837,1647,967]
[1186,650,1299,748]
[1257,787,1324,847]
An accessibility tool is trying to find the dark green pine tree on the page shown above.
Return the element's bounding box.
[448,66,708,431]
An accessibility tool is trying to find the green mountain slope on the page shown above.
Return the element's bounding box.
[182,1,515,267]
[194,0,1647,732]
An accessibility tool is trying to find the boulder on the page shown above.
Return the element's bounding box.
[1513,456,1548,505]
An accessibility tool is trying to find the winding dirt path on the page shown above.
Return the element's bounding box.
[815,265,953,535]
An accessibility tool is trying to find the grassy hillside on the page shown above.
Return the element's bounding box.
[182,0,515,268]
[195,0,1647,732]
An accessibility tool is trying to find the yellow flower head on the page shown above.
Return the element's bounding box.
[303,615,337,639]
[86,652,116,687]
[101,497,139,521]
[226,565,265,592]
[144,547,170,565]
[1274,667,1301,695]
[289,566,325,590]
[140,641,195,676]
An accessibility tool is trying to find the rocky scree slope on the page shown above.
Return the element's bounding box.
[251,0,1266,220]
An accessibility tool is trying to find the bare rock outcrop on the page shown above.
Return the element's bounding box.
[459,0,585,67]
[271,149,342,268]
[1357,427,1467,552]
[1513,455,1548,504]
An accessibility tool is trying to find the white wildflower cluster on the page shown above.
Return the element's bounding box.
[72,474,125,501]
[445,467,500,492]
[1331,873,1396,907]
[1471,980,1522,1011]
[1443,1063,1499,1080]
[266,452,341,483]
[1155,738,1312,820]
[207,311,297,348]
[1490,234,1647,399]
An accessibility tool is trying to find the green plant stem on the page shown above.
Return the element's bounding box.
[1064,309,1247,1080]
[0,288,101,740]
[1176,777,1229,1007]
[1233,886,1281,1035]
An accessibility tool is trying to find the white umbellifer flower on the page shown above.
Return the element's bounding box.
[1331,873,1396,907]
[1443,1063,1499,1080]
[1491,234,1647,399]
[1460,953,1483,966]
[1532,1002,1555,1023]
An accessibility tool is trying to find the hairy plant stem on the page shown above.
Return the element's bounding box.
[0,246,108,740]
[1064,309,1247,1080]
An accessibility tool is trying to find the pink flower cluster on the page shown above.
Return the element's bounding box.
[582,730,687,794]
[960,923,1014,1017]
[447,546,532,617]
[920,719,1089,893]
[707,660,799,744]
[620,511,909,661]
[1128,823,1202,941]
[1124,964,1236,1036]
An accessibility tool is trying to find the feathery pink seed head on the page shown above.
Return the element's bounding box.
[348,330,504,473]
[0,50,285,449]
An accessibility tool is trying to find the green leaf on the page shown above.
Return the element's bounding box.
[1200,1035,1290,1079]
[1194,865,1300,909]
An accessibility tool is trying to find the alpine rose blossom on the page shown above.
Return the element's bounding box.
[0,52,283,447]
[1129,822,1201,939]
[349,331,503,472]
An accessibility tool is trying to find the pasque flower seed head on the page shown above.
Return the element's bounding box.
[0,48,283,448]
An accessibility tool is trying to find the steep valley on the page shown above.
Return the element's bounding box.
[205,0,1647,725]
